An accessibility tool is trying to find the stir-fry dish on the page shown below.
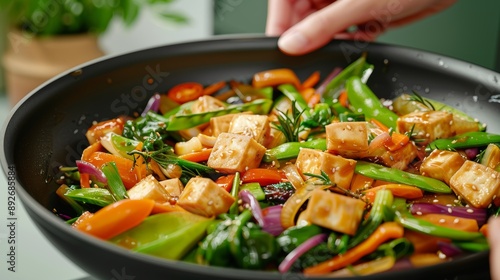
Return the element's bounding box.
[57,54,500,276]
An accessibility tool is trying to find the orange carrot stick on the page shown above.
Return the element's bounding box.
[304,222,404,275]
[363,184,424,202]
[302,71,321,89]
[178,148,212,162]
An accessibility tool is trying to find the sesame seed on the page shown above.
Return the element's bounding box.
[433,199,439,203]
[439,219,446,223]
[447,208,453,214]
[416,211,423,215]
[453,218,459,224]
[466,208,474,213]
[492,173,497,179]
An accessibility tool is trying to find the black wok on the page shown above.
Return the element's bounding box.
[2,36,499,280]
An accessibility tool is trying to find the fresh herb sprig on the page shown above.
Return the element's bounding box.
[272,101,307,142]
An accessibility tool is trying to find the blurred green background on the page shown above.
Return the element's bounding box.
[214,0,500,72]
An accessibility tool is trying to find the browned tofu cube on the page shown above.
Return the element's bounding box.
[326,121,369,158]
[364,140,418,170]
[228,114,270,145]
[295,148,356,190]
[452,114,480,135]
[420,150,466,184]
[191,95,226,114]
[397,111,454,145]
[177,177,235,217]
[449,160,500,208]
[127,175,172,203]
[159,178,184,197]
[207,132,266,173]
[303,189,365,235]
[209,112,251,137]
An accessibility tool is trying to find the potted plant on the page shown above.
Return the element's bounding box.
[1,0,186,105]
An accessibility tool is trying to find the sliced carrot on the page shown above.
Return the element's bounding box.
[304,222,404,275]
[86,151,146,189]
[80,173,91,189]
[75,199,155,240]
[370,119,389,132]
[404,230,450,254]
[300,88,316,103]
[85,117,126,144]
[71,211,94,228]
[203,81,227,96]
[385,132,410,152]
[301,71,321,89]
[480,223,488,237]
[241,168,286,186]
[338,90,349,107]
[252,68,301,90]
[363,184,424,203]
[82,141,103,162]
[167,82,204,104]
[418,213,479,232]
[216,174,236,192]
[409,253,446,267]
[178,148,212,162]
[349,173,374,192]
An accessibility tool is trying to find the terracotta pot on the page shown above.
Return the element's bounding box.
[2,30,104,106]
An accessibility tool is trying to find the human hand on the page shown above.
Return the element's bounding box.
[488,217,500,280]
[266,0,456,55]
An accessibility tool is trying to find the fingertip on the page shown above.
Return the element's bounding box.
[277,30,326,56]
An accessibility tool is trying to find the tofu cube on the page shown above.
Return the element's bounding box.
[174,136,203,155]
[207,132,266,173]
[177,177,235,217]
[452,114,480,135]
[303,189,366,235]
[127,175,171,203]
[326,121,369,158]
[481,144,500,170]
[295,148,356,190]
[159,178,184,197]
[228,114,270,144]
[210,112,251,137]
[190,95,226,114]
[397,111,454,145]
[449,160,500,208]
[420,150,466,184]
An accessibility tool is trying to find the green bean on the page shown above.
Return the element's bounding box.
[64,188,114,207]
[262,138,327,163]
[426,131,500,152]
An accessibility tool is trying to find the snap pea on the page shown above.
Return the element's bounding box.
[64,187,114,207]
[229,172,241,215]
[262,138,327,163]
[426,131,500,152]
[164,99,273,131]
[101,162,129,201]
[320,54,369,103]
[392,198,484,241]
[370,237,414,259]
[111,212,213,260]
[354,161,451,194]
[346,76,399,130]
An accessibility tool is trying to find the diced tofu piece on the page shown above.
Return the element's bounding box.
[210,112,251,137]
[452,114,480,135]
[397,111,454,145]
[302,189,366,235]
[420,150,466,185]
[480,144,500,170]
[207,133,266,173]
[228,114,270,145]
[326,121,369,158]
[449,160,500,208]
[349,173,374,192]
[295,148,356,190]
[127,175,172,203]
[174,136,203,155]
[159,178,184,197]
[190,95,226,114]
[365,140,418,170]
[177,177,235,217]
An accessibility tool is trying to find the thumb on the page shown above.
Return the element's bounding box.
[488,217,500,280]
[277,0,388,55]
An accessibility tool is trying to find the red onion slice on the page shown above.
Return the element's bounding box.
[239,190,265,227]
[141,93,161,117]
[438,241,463,257]
[76,160,107,184]
[315,67,343,95]
[278,233,328,273]
[262,205,284,236]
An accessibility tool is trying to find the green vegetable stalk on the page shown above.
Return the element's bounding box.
[263,138,327,163]
[426,131,500,152]
[101,162,129,201]
[355,161,451,194]
[346,76,399,130]
[64,187,114,207]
